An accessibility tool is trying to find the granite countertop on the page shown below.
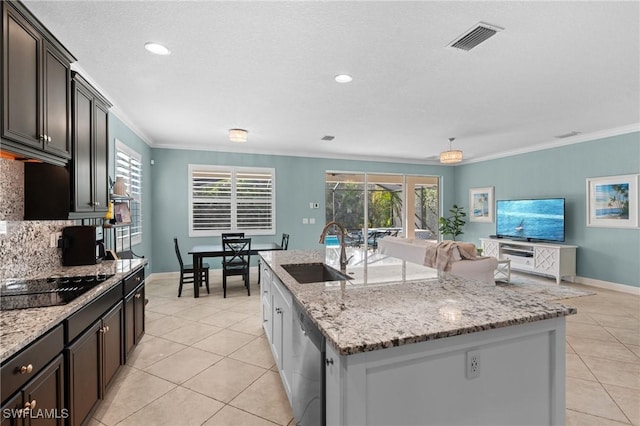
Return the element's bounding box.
[260,250,577,356]
[0,259,146,363]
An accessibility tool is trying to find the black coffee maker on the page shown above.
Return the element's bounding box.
[61,225,106,266]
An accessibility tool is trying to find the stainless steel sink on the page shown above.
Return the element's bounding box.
[281,263,351,284]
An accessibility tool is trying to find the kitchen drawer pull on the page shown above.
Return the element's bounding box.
[105,325,110,332]
[325,358,334,366]
[19,364,34,374]
[135,292,142,299]
[275,308,282,314]
[24,399,37,410]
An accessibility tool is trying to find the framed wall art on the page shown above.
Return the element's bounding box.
[586,174,639,228]
[469,186,494,223]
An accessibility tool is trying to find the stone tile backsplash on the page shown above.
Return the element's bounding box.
[0,158,73,279]
[0,158,24,221]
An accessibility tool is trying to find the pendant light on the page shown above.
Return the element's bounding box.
[439,137,463,164]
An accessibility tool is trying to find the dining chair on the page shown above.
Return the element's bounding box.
[221,232,245,243]
[174,237,210,297]
[281,233,290,250]
[222,237,251,298]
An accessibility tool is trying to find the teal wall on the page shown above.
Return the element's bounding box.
[149,149,454,273]
[109,111,639,288]
[455,131,640,287]
[108,115,154,269]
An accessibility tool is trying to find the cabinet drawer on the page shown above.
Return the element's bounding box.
[123,269,144,297]
[66,282,123,343]
[1,324,64,404]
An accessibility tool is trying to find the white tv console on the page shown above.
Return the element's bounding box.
[480,238,577,284]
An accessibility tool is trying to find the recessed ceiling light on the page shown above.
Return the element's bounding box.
[229,129,248,143]
[334,74,353,83]
[144,42,171,55]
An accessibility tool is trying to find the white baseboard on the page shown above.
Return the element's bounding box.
[575,276,640,296]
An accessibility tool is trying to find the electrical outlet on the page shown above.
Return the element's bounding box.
[466,350,480,379]
[50,233,58,248]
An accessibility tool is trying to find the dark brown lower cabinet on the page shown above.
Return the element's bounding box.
[0,355,65,426]
[124,283,145,359]
[66,302,123,426]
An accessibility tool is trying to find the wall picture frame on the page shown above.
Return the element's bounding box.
[469,186,494,223]
[586,174,639,228]
[113,202,132,224]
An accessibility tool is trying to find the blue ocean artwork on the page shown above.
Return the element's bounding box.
[472,193,489,217]
[594,183,629,219]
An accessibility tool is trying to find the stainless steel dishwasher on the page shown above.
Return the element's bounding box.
[292,300,325,426]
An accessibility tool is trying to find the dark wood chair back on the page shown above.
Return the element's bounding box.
[281,233,290,250]
[174,237,210,297]
[222,237,252,298]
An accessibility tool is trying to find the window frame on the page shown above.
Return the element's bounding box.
[115,139,143,247]
[188,164,276,237]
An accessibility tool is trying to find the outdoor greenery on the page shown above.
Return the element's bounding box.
[438,204,466,241]
[325,182,439,235]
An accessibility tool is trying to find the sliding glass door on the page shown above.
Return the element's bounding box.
[325,172,439,254]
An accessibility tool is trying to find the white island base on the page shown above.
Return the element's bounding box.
[325,317,566,426]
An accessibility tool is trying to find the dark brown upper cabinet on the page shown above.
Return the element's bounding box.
[70,73,111,216]
[1,1,76,165]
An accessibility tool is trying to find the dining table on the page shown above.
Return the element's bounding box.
[188,242,282,297]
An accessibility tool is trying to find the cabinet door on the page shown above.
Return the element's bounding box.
[271,278,292,398]
[124,292,135,358]
[124,284,145,360]
[2,4,41,147]
[23,354,65,426]
[0,392,23,426]
[133,285,145,345]
[42,43,71,158]
[71,83,93,213]
[93,102,109,212]
[102,303,123,391]
[67,322,101,426]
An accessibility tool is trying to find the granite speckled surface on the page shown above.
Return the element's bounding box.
[0,259,146,363]
[260,250,577,356]
[0,158,24,221]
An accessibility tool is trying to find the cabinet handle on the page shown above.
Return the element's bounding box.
[105,325,110,332]
[275,308,282,314]
[136,276,141,283]
[325,358,334,366]
[24,399,37,410]
[19,364,33,374]
[95,201,100,206]
[47,136,52,142]
[135,292,142,299]
[99,327,105,334]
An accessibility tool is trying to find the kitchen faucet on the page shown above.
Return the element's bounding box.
[319,221,350,271]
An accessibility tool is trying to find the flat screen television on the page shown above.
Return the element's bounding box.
[496,198,565,242]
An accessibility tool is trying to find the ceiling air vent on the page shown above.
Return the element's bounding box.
[321,135,335,141]
[448,22,503,51]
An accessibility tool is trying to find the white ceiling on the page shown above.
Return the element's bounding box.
[23,1,640,164]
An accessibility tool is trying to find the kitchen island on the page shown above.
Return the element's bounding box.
[260,249,576,426]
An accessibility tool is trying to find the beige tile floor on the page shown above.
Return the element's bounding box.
[89,270,640,426]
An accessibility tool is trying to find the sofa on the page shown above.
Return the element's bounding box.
[378,236,498,284]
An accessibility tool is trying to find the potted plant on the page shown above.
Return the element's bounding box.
[439,204,466,241]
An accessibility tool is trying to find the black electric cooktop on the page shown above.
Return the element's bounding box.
[0,274,115,310]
